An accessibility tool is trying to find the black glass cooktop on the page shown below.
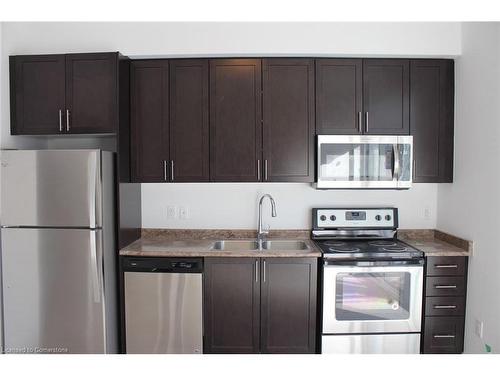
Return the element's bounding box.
[315,239,424,260]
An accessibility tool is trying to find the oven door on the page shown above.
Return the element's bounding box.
[316,135,413,189]
[322,261,423,334]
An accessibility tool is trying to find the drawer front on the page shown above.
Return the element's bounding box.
[426,256,466,276]
[426,276,465,296]
[425,296,465,317]
[423,316,464,354]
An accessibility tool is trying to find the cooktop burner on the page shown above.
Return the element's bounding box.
[314,239,423,260]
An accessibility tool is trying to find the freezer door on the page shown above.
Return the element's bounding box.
[0,150,102,228]
[1,228,107,354]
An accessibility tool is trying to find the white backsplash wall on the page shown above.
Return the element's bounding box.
[142,183,438,229]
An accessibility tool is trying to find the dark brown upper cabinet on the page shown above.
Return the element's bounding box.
[10,54,65,135]
[363,59,410,135]
[130,59,210,183]
[10,52,120,135]
[262,59,315,182]
[410,59,454,183]
[130,60,169,183]
[65,53,118,134]
[316,59,363,135]
[204,257,317,354]
[169,59,210,182]
[209,59,262,182]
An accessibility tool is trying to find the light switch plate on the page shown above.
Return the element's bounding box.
[179,206,189,220]
[475,319,484,339]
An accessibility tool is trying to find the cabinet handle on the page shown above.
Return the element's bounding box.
[435,285,457,289]
[433,334,455,339]
[255,260,259,283]
[163,160,168,182]
[263,260,266,282]
[66,109,70,132]
[365,112,369,133]
[264,160,268,181]
[58,109,63,132]
[357,111,362,133]
[257,160,261,181]
[434,305,457,309]
[435,264,458,269]
[171,160,174,182]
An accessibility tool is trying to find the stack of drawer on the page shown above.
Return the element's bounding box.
[422,256,468,353]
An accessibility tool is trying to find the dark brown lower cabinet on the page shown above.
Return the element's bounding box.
[422,256,468,354]
[203,257,318,354]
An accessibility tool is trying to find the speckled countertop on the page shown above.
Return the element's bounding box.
[398,229,472,257]
[119,229,322,258]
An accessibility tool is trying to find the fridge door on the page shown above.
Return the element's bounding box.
[1,228,107,353]
[0,150,102,228]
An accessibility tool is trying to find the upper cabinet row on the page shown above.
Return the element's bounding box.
[10,53,122,135]
[131,58,314,183]
[9,54,454,184]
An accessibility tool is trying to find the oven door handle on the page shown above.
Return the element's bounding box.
[323,259,424,267]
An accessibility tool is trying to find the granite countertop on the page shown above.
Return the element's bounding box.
[119,229,322,258]
[398,229,472,257]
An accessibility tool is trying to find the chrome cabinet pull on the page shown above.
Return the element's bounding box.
[435,264,458,269]
[171,160,174,182]
[435,285,457,289]
[163,160,168,181]
[357,111,362,133]
[433,335,456,339]
[66,109,70,131]
[58,109,63,132]
[257,160,261,181]
[434,305,457,309]
[365,112,369,133]
[255,260,259,283]
[264,160,268,181]
[263,260,266,282]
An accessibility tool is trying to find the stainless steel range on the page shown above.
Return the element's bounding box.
[312,207,424,354]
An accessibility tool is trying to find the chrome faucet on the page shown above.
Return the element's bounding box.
[257,194,277,246]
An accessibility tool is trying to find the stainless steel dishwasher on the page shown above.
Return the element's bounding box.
[123,257,203,354]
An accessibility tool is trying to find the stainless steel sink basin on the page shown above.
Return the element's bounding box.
[210,240,309,251]
[210,240,260,251]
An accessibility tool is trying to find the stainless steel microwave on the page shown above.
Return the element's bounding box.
[316,135,413,189]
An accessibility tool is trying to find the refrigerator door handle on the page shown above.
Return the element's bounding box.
[88,152,98,228]
[90,231,102,303]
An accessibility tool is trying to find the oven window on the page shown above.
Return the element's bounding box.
[335,272,411,321]
[319,143,395,182]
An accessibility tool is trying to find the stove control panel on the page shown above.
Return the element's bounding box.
[314,208,397,228]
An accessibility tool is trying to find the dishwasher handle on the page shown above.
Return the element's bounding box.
[122,257,203,273]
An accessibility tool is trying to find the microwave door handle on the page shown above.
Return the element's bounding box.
[393,144,401,181]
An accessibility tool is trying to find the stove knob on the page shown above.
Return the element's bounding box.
[320,215,327,221]
[330,215,336,221]
[375,215,382,221]
[385,215,392,221]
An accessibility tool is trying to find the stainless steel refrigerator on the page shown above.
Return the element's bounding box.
[0,150,118,354]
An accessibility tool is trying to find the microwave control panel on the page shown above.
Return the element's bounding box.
[314,208,397,228]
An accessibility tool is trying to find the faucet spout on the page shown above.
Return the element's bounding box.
[257,194,277,244]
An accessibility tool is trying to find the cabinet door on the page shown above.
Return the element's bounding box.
[262,59,315,182]
[209,59,262,181]
[169,59,209,182]
[316,59,363,135]
[410,60,454,182]
[260,258,317,354]
[65,53,118,134]
[10,55,65,135]
[130,60,169,182]
[363,59,409,134]
[204,258,260,354]
[423,317,464,354]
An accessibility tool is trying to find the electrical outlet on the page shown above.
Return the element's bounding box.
[179,206,189,220]
[475,319,484,339]
[167,206,177,219]
[424,207,431,220]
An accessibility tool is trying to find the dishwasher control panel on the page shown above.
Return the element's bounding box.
[122,257,203,273]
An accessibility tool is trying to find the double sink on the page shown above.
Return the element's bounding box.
[210,240,309,251]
